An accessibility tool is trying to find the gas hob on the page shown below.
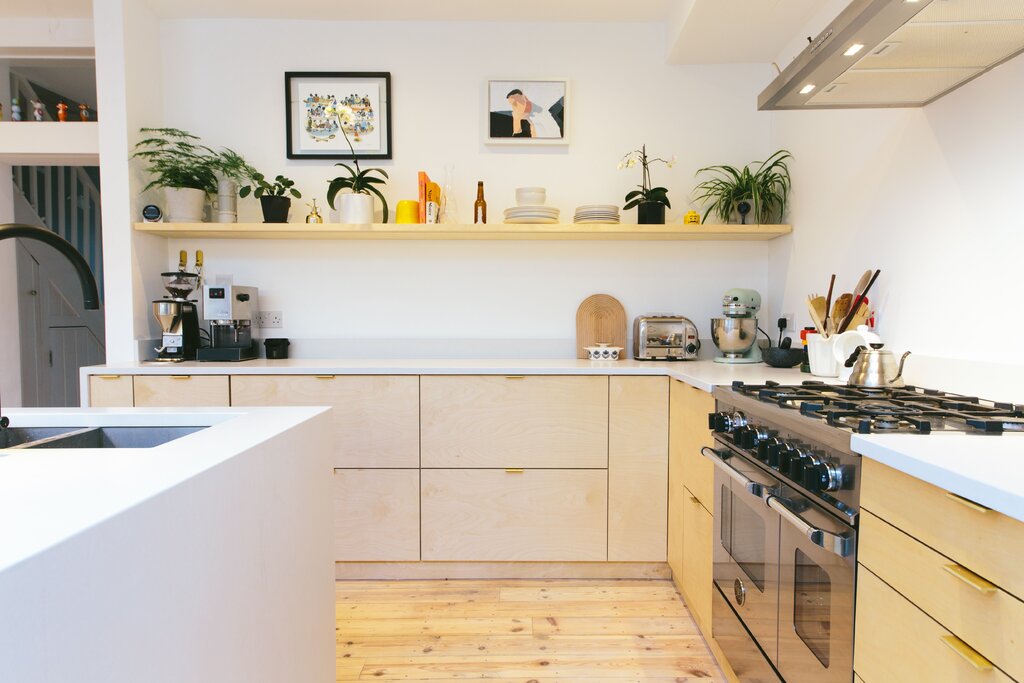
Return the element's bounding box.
[729,380,1024,435]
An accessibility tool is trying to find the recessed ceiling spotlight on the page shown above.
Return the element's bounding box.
[844,44,865,56]
[800,84,816,94]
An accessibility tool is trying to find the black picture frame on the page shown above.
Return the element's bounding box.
[284,71,392,160]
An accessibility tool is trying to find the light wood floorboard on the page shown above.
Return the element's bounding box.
[336,578,724,681]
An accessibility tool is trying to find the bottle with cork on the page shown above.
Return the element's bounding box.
[473,181,487,224]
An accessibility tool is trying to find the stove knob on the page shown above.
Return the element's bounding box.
[757,437,782,463]
[736,427,756,449]
[806,462,845,492]
[776,445,799,472]
[787,450,814,480]
[708,411,746,433]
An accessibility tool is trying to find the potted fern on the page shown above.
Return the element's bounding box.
[692,150,792,224]
[240,172,302,223]
[619,145,674,224]
[326,105,389,224]
[132,128,219,222]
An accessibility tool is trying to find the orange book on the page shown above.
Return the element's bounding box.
[417,171,431,223]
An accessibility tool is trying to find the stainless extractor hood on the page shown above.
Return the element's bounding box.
[759,0,1024,109]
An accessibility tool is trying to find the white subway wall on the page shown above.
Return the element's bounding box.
[151,19,786,351]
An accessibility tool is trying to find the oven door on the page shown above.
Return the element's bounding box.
[705,445,781,664]
[771,490,856,683]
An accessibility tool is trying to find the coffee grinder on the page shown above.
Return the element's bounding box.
[710,288,764,364]
[196,285,259,362]
[151,251,202,362]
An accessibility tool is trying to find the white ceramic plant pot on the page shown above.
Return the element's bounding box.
[165,187,206,223]
[340,192,374,225]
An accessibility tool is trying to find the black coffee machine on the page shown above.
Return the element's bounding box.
[151,253,202,362]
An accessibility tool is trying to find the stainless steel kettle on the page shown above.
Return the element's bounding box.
[844,343,911,388]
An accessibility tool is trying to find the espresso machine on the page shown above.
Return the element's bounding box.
[151,254,202,362]
[196,284,259,361]
[710,288,763,364]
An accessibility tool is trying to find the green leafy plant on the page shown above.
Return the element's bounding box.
[692,150,792,224]
[132,127,219,194]
[239,173,301,199]
[325,105,389,222]
[214,148,257,183]
[620,145,674,210]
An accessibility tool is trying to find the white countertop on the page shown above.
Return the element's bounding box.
[0,406,328,573]
[82,358,819,393]
[852,432,1024,522]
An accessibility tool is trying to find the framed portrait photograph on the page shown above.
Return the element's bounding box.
[285,71,392,159]
[486,79,568,145]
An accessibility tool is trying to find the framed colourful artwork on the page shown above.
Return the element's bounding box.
[485,78,568,146]
[285,71,392,159]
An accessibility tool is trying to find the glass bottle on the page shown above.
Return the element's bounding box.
[473,181,487,224]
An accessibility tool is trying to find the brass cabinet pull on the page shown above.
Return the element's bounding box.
[690,495,701,504]
[505,468,524,473]
[945,492,990,514]
[943,564,997,594]
[95,375,121,379]
[170,375,191,380]
[504,375,526,380]
[315,375,335,380]
[940,635,993,671]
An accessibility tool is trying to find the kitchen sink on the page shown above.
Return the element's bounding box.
[2,426,205,450]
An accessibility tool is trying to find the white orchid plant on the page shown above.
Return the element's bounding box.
[619,145,675,211]
[325,104,390,222]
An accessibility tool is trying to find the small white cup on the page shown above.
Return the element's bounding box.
[807,334,839,377]
[832,326,882,381]
[516,187,546,206]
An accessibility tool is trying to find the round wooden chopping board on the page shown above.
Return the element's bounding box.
[576,294,627,359]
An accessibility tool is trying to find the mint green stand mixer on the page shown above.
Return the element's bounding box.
[711,288,763,364]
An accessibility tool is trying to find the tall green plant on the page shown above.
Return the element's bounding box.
[692,150,792,224]
[325,105,389,222]
[132,128,220,194]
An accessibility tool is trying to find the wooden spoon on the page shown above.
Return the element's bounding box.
[806,296,827,336]
[830,293,852,334]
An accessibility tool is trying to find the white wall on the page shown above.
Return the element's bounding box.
[770,54,1024,364]
[147,19,785,353]
[0,61,22,407]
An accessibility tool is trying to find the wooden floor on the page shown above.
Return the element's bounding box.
[336,578,725,681]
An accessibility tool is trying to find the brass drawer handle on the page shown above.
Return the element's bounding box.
[170,375,191,380]
[95,375,121,379]
[505,375,526,380]
[943,564,997,594]
[505,468,524,473]
[940,635,993,671]
[690,495,701,504]
[315,375,335,380]
[945,492,990,514]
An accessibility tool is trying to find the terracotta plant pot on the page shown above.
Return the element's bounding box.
[260,196,291,223]
[637,201,666,225]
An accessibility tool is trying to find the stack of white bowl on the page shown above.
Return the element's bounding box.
[504,187,560,224]
[573,204,620,224]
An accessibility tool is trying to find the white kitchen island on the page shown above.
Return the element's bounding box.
[0,406,334,683]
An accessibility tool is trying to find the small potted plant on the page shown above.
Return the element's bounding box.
[132,127,219,222]
[620,145,674,225]
[240,172,302,223]
[692,150,792,224]
[326,104,389,224]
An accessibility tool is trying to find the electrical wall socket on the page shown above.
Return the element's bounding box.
[781,313,794,332]
[255,311,282,329]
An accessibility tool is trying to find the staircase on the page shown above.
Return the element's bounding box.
[10,72,104,300]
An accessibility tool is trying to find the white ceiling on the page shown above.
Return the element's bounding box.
[667,0,824,64]
[146,0,674,22]
[0,0,91,18]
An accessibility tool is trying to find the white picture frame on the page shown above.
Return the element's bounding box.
[485,78,569,146]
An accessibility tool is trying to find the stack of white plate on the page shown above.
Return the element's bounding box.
[573,204,621,224]
[504,205,560,224]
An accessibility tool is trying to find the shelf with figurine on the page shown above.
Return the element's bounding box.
[0,97,100,164]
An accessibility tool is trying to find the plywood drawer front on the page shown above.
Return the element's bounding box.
[862,458,1024,599]
[859,510,1024,680]
[420,375,609,468]
[88,375,134,407]
[674,379,715,511]
[608,376,668,562]
[681,485,713,633]
[132,375,230,407]
[333,469,419,561]
[420,469,607,561]
[231,375,419,468]
[855,568,1014,683]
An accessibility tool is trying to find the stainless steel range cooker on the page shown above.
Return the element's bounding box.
[704,380,1024,683]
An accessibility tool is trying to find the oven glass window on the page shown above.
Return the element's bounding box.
[722,487,766,592]
[794,548,831,667]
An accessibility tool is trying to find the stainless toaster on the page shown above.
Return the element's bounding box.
[633,315,700,360]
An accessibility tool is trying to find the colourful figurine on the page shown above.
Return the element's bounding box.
[11,98,21,121]
[56,101,68,122]
[30,99,45,121]
[79,103,91,121]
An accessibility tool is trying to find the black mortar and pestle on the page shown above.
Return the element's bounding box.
[763,317,805,368]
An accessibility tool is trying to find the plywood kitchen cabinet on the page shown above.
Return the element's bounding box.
[333,469,419,561]
[856,459,1024,681]
[680,485,714,632]
[132,375,230,407]
[420,468,608,561]
[230,375,419,468]
[608,376,668,562]
[87,374,134,407]
[420,375,608,468]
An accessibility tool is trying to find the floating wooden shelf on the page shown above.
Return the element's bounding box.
[133,222,792,241]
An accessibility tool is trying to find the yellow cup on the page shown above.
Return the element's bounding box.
[396,200,419,224]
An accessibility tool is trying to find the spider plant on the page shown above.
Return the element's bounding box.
[692,150,792,224]
[326,105,389,222]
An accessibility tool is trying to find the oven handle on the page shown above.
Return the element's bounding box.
[766,494,854,558]
[701,447,764,497]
